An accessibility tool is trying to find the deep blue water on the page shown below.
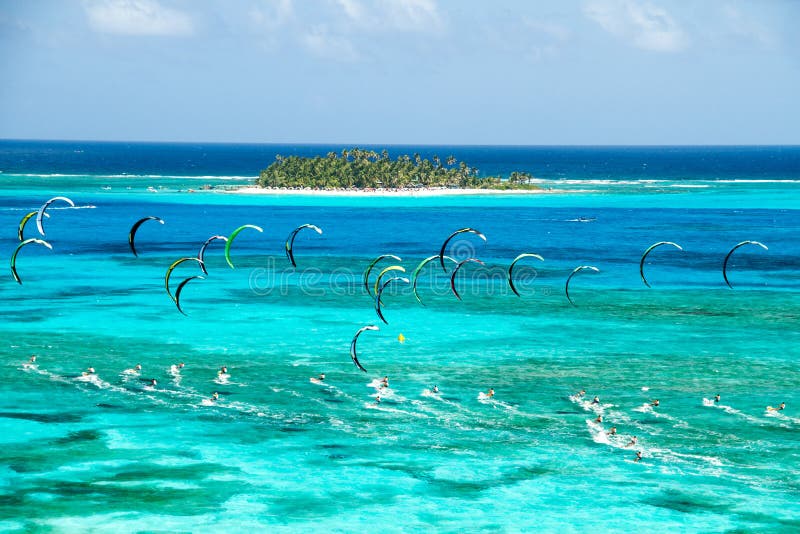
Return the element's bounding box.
[2,140,799,181]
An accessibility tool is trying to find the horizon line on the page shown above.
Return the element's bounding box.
[2,138,799,149]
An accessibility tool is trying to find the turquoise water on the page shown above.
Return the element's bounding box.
[2,167,800,530]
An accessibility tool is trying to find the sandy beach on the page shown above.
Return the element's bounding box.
[227,186,561,197]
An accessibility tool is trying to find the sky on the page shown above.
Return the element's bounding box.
[1,0,799,144]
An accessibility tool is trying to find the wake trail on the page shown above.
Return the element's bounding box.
[633,403,690,429]
[569,394,639,428]
[764,411,800,426]
[363,401,427,418]
[585,418,726,473]
[585,419,637,450]
[702,399,764,425]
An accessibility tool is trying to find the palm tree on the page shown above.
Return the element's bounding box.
[255,147,539,191]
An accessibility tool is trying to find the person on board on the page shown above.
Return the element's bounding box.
[767,402,786,412]
[714,394,721,404]
[634,451,643,463]
[591,396,600,405]
[650,399,660,407]
[626,436,638,448]
[607,426,617,436]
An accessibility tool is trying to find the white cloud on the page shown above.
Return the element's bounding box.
[250,0,294,30]
[720,4,777,50]
[295,0,443,61]
[301,25,360,62]
[335,0,367,24]
[248,0,444,61]
[522,19,571,62]
[584,0,688,52]
[524,19,571,44]
[84,0,193,36]
[381,0,442,32]
[330,0,443,33]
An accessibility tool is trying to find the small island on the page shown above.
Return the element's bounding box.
[254,148,540,192]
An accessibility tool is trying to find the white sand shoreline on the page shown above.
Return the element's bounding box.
[226,186,566,197]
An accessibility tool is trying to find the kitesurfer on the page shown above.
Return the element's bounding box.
[485,388,495,399]
[591,395,600,405]
[317,373,325,382]
[607,426,617,436]
[210,392,219,402]
[381,376,389,388]
[432,385,439,393]
[714,394,720,404]
[626,436,638,448]
[767,402,785,412]
[595,415,603,423]
[29,355,36,364]
[651,399,660,407]
[82,367,96,376]
[219,366,228,376]
[634,451,643,463]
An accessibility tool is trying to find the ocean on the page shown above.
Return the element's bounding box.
[1,141,799,532]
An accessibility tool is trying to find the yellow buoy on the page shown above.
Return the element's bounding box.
[398,333,405,343]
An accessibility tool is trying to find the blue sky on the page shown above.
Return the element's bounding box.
[1,0,798,144]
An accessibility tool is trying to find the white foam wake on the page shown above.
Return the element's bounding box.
[585,420,632,450]
[703,400,764,424]
[765,411,800,425]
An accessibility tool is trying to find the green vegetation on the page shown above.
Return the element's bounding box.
[256,148,539,190]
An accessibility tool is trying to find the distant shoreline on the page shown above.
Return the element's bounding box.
[226,186,564,197]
